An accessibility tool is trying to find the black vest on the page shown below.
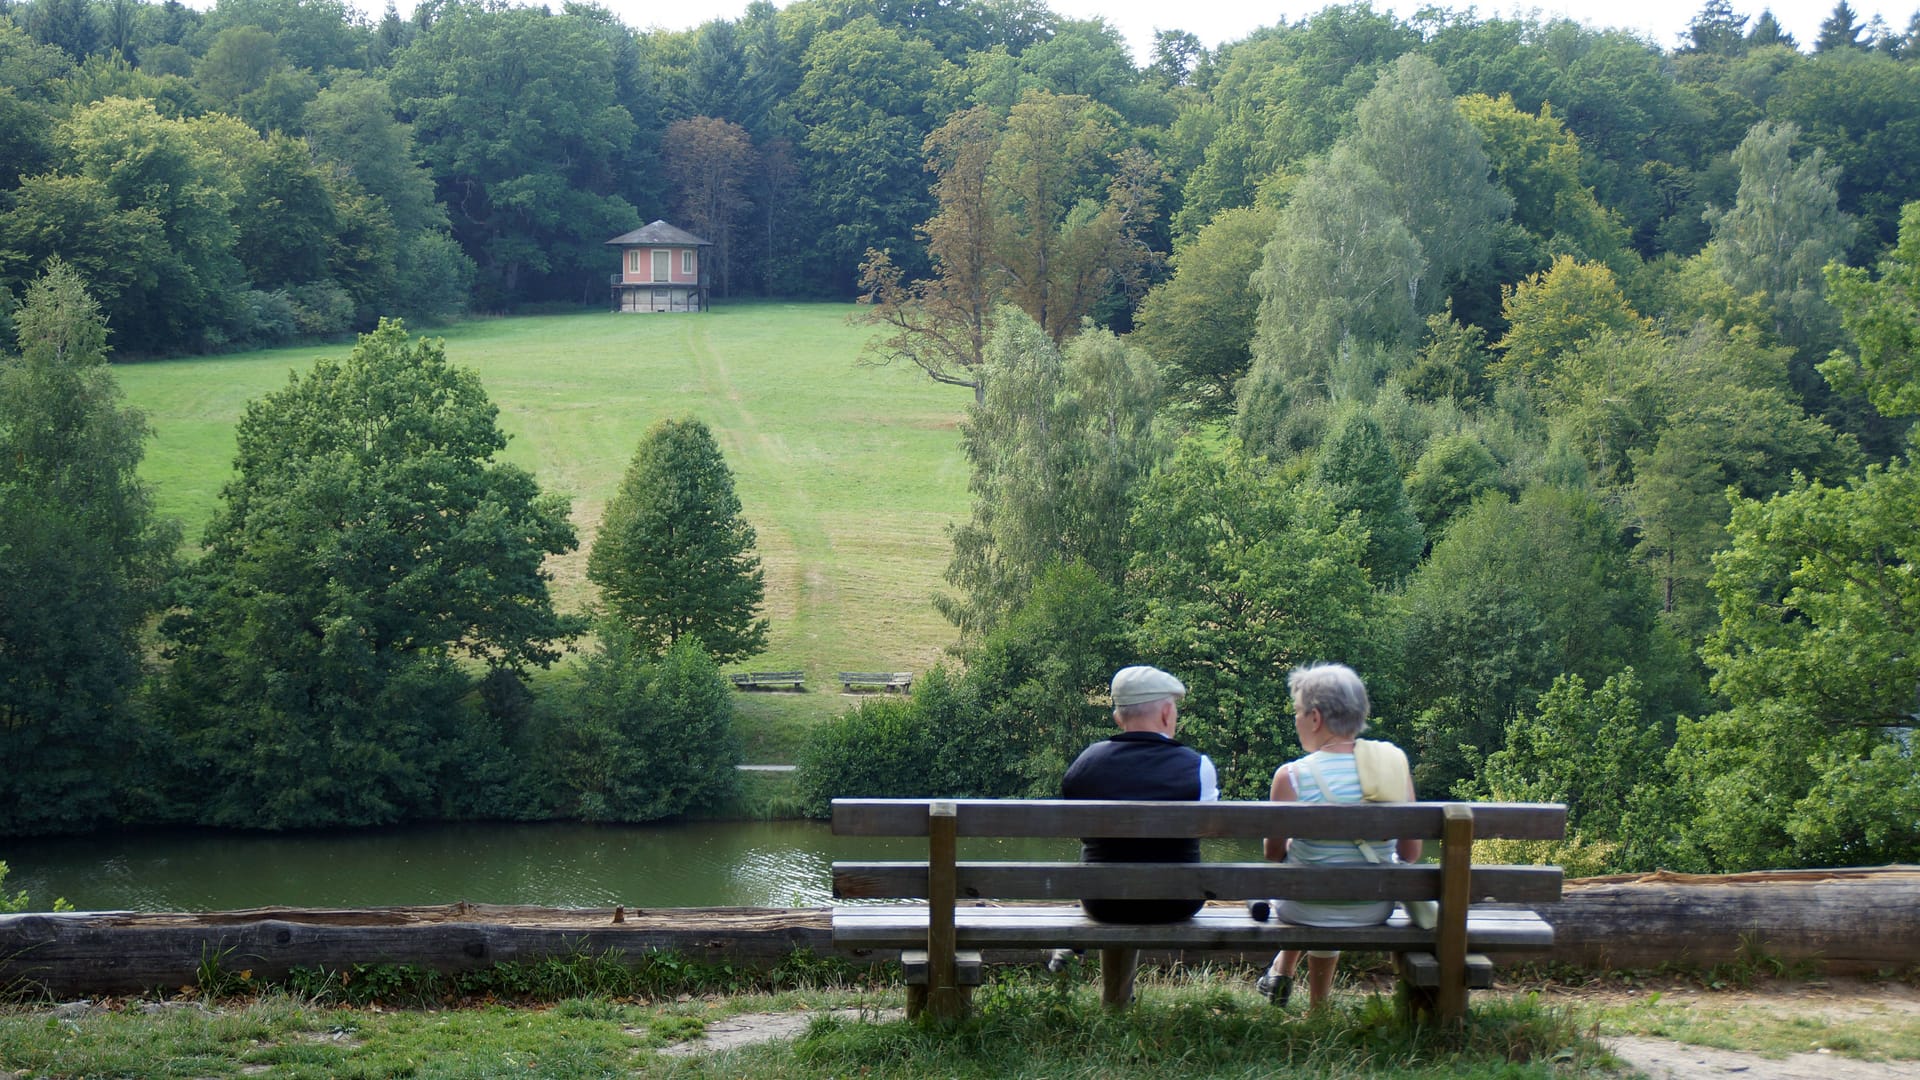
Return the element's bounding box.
[1060,731,1207,864]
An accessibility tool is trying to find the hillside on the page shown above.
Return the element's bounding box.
[116,304,972,711]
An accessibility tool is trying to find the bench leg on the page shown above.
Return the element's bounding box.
[1100,947,1138,1010]
[1394,953,1437,1024]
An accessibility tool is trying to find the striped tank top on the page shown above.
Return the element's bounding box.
[1273,750,1396,927]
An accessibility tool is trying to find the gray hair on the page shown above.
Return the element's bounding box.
[1289,663,1370,737]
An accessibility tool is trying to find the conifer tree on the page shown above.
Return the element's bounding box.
[589,417,768,664]
[1312,409,1426,585]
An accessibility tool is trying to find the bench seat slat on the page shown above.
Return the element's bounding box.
[833,862,1563,905]
[831,799,1566,841]
[831,904,1555,952]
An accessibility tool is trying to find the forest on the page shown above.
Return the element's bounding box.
[1,0,1917,876]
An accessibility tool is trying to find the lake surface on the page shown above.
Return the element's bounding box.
[0,820,1264,913]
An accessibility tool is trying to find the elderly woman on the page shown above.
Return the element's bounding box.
[1252,662,1421,1009]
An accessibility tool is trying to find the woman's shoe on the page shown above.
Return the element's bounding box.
[1246,899,1272,922]
[1256,972,1293,1006]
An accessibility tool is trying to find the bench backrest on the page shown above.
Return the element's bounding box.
[832,798,1566,840]
[830,798,1565,906]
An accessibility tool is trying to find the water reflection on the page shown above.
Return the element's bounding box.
[0,821,1262,913]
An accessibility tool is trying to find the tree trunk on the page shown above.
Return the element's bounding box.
[1535,866,1920,975]
[5,867,1916,997]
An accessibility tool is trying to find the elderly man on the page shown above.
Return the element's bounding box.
[1060,664,1220,923]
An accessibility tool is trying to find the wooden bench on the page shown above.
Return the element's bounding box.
[727,670,806,691]
[839,671,913,693]
[830,797,1564,1023]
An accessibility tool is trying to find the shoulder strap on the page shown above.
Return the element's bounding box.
[1301,755,1387,865]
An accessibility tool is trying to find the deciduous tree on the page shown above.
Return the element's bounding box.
[1312,408,1426,586]
[542,634,740,822]
[663,116,758,298]
[161,320,578,828]
[1704,121,1854,361]
[1131,204,1277,410]
[0,262,176,835]
[1127,441,1379,797]
[937,310,1165,635]
[1822,200,1920,421]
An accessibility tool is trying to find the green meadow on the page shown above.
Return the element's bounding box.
[115,303,973,744]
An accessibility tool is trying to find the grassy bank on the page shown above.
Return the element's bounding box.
[116,303,972,742]
[7,948,1917,1077]
[0,966,1605,1079]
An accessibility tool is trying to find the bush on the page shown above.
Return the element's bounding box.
[794,697,936,818]
[536,633,741,822]
[285,281,356,337]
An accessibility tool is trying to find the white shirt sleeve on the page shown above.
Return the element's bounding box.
[1198,755,1219,802]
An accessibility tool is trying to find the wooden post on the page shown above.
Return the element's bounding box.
[924,801,966,1022]
[1435,804,1475,1024]
[1100,947,1139,1010]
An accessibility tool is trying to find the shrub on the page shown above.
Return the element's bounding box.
[794,697,936,817]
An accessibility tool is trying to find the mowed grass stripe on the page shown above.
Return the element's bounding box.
[115,303,970,719]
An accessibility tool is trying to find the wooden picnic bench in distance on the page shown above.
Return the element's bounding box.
[727,670,806,691]
[830,797,1564,1024]
[839,671,913,693]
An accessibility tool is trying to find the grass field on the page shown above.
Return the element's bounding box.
[115,302,973,750]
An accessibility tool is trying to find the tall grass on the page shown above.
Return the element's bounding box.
[116,303,972,732]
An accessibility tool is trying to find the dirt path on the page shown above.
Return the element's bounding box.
[1604,1036,1909,1080]
[1553,976,1920,1080]
[652,1006,904,1056]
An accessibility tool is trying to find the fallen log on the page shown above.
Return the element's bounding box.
[1541,865,1920,975]
[4,867,1915,997]
[0,904,835,997]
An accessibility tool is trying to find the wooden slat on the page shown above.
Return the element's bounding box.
[831,799,1566,841]
[1402,951,1495,989]
[830,905,1557,952]
[901,949,983,986]
[832,862,1563,904]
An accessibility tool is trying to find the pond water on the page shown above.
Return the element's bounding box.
[0,820,1265,913]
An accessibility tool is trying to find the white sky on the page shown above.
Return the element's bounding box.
[447,2,1912,61]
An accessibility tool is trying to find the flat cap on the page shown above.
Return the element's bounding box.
[1111,665,1186,707]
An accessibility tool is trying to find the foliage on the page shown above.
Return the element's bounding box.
[664,116,757,297]
[388,4,642,308]
[1822,200,1920,421]
[939,310,1164,635]
[0,263,175,835]
[859,91,1165,399]
[1474,669,1665,842]
[1395,484,1678,796]
[1652,455,1920,870]
[1455,92,1628,276]
[1489,257,1647,388]
[1704,121,1853,360]
[588,416,768,665]
[1127,440,1380,797]
[1311,408,1426,586]
[957,561,1128,797]
[1131,204,1277,409]
[159,320,578,828]
[539,634,740,823]
[1344,53,1511,314]
[793,696,937,818]
[1238,143,1423,454]
[1406,432,1503,538]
